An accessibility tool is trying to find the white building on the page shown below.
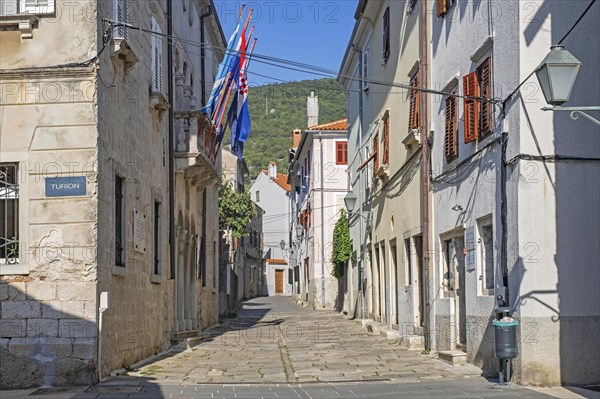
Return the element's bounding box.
[430,0,599,385]
[289,119,349,310]
[250,162,293,296]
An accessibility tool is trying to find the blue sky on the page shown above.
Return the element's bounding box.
[214,1,358,86]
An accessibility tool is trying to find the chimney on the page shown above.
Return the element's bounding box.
[268,162,277,179]
[292,129,302,148]
[307,91,319,128]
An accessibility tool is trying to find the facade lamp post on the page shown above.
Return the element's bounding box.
[344,190,370,321]
[537,45,600,125]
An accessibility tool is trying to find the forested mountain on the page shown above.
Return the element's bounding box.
[224,78,347,180]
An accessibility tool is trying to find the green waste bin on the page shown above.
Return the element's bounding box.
[493,319,519,360]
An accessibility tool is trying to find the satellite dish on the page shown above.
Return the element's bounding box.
[270,108,275,114]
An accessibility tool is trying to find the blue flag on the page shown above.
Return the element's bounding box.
[201,21,242,119]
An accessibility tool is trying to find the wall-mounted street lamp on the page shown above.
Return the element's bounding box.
[295,224,303,238]
[536,45,600,125]
[344,190,371,221]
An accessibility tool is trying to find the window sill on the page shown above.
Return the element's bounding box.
[112,265,127,276]
[403,128,421,149]
[0,262,28,275]
[375,164,390,180]
[150,91,170,112]
[111,38,138,73]
[0,14,38,39]
[150,274,162,284]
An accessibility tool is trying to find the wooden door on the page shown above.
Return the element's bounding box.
[275,269,284,294]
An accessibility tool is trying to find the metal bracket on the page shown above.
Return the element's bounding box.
[541,106,600,126]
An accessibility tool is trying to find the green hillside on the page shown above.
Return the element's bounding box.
[224,78,347,180]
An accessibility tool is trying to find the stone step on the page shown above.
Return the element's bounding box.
[173,329,199,340]
[438,350,467,366]
[399,334,424,350]
[380,329,400,339]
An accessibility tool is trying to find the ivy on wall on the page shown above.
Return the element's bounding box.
[331,209,351,278]
[218,180,256,238]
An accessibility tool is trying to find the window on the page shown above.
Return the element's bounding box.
[113,0,128,39]
[0,163,19,264]
[372,133,379,173]
[404,238,412,286]
[255,190,260,202]
[0,0,55,16]
[151,16,163,93]
[382,111,390,165]
[436,0,456,17]
[335,141,347,165]
[115,175,125,267]
[153,201,161,275]
[408,71,420,131]
[362,49,369,91]
[478,219,494,295]
[463,57,493,142]
[383,7,390,62]
[444,94,458,162]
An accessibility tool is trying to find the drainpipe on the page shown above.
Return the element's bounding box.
[351,44,365,321]
[167,0,175,280]
[500,132,509,305]
[420,0,431,351]
[200,4,213,106]
[320,133,326,308]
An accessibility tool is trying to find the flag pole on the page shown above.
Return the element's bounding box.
[237,4,246,22]
[212,9,253,127]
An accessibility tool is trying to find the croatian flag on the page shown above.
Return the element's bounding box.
[229,37,253,160]
[201,21,242,120]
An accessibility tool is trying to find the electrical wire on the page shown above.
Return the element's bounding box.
[104,20,498,105]
[558,0,597,45]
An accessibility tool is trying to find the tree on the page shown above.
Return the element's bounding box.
[218,180,256,238]
[331,209,351,278]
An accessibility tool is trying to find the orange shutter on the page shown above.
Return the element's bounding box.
[463,71,480,143]
[477,57,493,138]
[409,72,420,131]
[373,133,379,173]
[383,112,390,165]
[436,0,447,16]
[444,96,458,162]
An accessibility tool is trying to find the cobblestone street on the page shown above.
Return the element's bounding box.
[4,297,596,398]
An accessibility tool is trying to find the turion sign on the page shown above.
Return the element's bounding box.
[45,176,86,197]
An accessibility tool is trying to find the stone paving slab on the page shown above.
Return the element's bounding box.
[3,298,596,398]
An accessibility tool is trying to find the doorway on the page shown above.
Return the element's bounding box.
[414,235,425,329]
[275,269,284,294]
[444,235,467,350]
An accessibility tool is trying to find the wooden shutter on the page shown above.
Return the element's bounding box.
[463,71,480,143]
[151,17,160,92]
[383,7,390,62]
[336,141,347,165]
[444,96,458,162]
[436,0,447,16]
[408,72,420,131]
[373,133,379,173]
[383,111,390,165]
[362,50,369,91]
[477,57,493,138]
[114,0,128,39]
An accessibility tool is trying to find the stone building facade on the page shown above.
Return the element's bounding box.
[0,0,225,388]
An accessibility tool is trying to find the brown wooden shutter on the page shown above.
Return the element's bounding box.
[463,71,480,143]
[436,0,448,16]
[444,96,458,162]
[373,133,379,173]
[383,111,390,165]
[409,72,420,131]
[383,7,390,62]
[336,141,348,165]
[477,57,493,138]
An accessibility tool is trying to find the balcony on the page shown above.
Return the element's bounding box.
[174,112,220,187]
